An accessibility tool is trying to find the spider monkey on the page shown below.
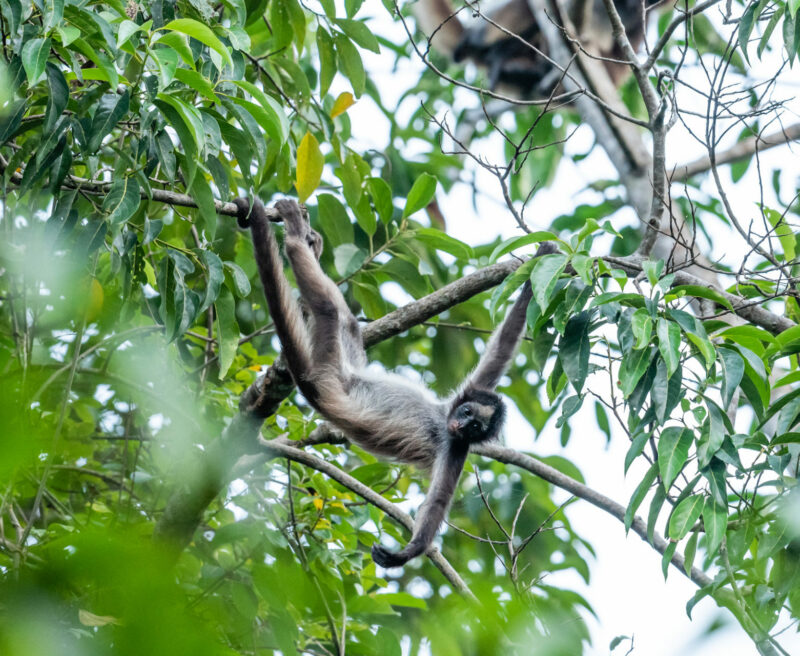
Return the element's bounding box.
[234,196,556,568]
[414,0,661,96]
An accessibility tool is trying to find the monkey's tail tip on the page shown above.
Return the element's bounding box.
[371,544,409,569]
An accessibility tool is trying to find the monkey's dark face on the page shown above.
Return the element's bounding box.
[447,390,505,444]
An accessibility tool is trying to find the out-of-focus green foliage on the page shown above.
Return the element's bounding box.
[0,0,798,655]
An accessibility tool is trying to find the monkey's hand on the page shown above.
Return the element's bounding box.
[274,199,323,260]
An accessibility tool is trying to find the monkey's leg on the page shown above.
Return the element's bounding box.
[274,200,351,368]
[234,198,318,399]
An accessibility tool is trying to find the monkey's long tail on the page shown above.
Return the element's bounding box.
[371,442,470,568]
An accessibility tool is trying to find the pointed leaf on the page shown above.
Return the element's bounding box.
[295,132,324,202]
[103,177,140,225]
[668,494,704,540]
[163,18,232,68]
[658,426,693,490]
[403,173,437,218]
[216,287,239,379]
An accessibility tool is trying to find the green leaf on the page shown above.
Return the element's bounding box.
[224,261,251,298]
[595,402,611,443]
[89,91,130,153]
[334,32,365,96]
[618,346,653,397]
[216,287,239,379]
[647,483,666,544]
[624,462,658,531]
[657,317,681,377]
[631,307,652,350]
[531,253,568,309]
[759,5,785,58]
[718,347,745,409]
[198,250,225,312]
[317,27,336,97]
[21,37,50,85]
[190,174,217,238]
[317,194,354,247]
[414,228,473,261]
[335,18,380,53]
[739,2,758,63]
[154,31,196,69]
[668,494,704,540]
[642,259,664,287]
[683,531,699,575]
[366,177,393,224]
[703,497,727,556]
[559,311,591,392]
[295,132,324,202]
[651,359,682,424]
[268,0,293,50]
[174,68,218,103]
[489,232,560,262]
[490,258,535,317]
[231,80,289,145]
[0,100,26,145]
[403,173,437,218]
[624,429,649,473]
[658,426,693,490]
[376,592,427,610]
[151,46,178,87]
[763,205,796,261]
[784,9,798,64]
[333,243,366,277]
[44,64,68,134]
[163,18,233,68]
[117,19,143,48]
[103,177,141,225]
[665,284,733,311]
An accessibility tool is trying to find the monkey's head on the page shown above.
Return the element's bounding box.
[447,389,505,444]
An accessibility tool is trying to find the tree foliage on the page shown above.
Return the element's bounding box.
[0,0,799,655]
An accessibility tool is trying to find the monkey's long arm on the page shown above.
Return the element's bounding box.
[467,242,559,390]
[371,442,470,568]
[467,280,533,390]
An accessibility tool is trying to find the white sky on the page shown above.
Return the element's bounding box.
[314,1,800,654]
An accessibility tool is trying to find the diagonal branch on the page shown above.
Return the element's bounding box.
[671,122,800,182]
[258,436,476,600]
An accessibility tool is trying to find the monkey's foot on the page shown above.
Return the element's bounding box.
[275,198,323,259]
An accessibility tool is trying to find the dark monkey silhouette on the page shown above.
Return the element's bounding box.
[235,197,556,567]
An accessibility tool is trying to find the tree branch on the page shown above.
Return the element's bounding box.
[671,122,800,182]
[257,436,476,600]
[472,442,714,588]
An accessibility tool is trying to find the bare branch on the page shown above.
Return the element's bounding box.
[672,122,800,182]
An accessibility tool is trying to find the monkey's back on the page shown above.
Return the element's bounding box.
[323,369,448,469]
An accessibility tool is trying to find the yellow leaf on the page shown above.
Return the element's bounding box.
[295,132,324,203]
[79,609,120,626]
[330,92,355,118]
[312,496,324,511]
[86,278,104,322]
